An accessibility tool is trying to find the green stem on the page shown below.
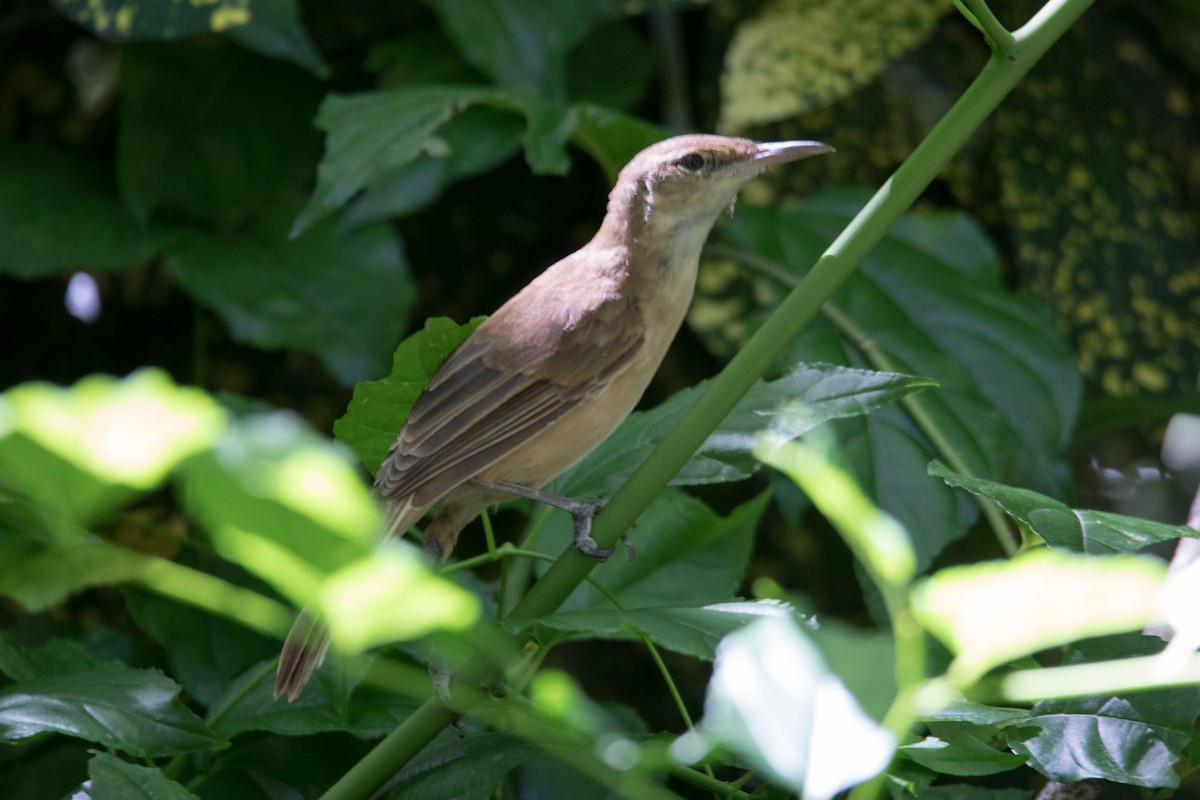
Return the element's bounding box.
[992,652,1200,704]
[321,1,1095,796]
[960,0,1017,55]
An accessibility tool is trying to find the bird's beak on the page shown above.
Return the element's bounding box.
[753,140,835,168]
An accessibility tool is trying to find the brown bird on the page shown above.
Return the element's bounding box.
[275,133,832,700]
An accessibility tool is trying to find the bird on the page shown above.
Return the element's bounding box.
[275,133,833,700]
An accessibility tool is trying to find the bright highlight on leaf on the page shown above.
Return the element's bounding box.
[913,549,1168,686]
[697,615,895,799]
[317,542,479,652]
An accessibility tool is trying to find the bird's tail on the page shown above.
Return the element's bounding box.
[275,497,427,701]
[275,609,330,701]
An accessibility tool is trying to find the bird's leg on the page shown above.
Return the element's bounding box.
[471,479,634,561]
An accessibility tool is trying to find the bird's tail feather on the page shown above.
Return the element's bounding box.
[275,609,331,701]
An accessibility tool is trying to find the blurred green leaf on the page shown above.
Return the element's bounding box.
[567,23,653,111]
[719,0,950,130]
[0,369,226,524]
[318,540,480,653]
[162,209,412,385]
[544,489,767,612]
[0,661,225,757]
[0,631,101,682]
[0,144,156,278]
[930,462,1198,553]
[0,539,155,612]
[53,0,325,75]
[698,614,895,799]
[538,600,793,660]
[118,43,323,226]
[179,412,380,605]
[333,316,485,474]
[88,751,201,800]
[912,550,1166,685]
[559,362,933,499]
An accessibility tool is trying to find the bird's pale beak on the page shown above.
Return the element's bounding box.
[753,140,835,168]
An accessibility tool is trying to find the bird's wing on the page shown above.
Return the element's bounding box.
[373,273,643,508]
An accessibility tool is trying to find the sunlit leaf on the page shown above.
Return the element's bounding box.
[912,550,1167,685]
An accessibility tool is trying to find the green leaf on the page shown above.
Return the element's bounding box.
[538,600,793,660]
[559,362,933,499]
[700,194,1082,567]
[719,0,951,130]
[0,630,101,682]
[1009,696,1190,789]
[179,412,380,605]
[379,732,539,800]
[0,143,156,278]
[545,488,768,613]
[292,86,489,236]
[425,0,598,99]
[88,751,201,800]
[53,0,325,75]
[697,615,895,799]
[912,549,1167,685]
[333,316,485,474]
[118,43,323,226]
[929,462,1198,554]
[570,104,669,183]
[899,734,1026,777]
[0,369,226,524]
[162,210,413,385]
[293,87,576,235]
[0,662,225,757]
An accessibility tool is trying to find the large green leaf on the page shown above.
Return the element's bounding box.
[697,614,895,799]
[719,0,950,130]
[53,0,325,75]
[558,362,933,498]
[117,42,323,226]
[0,661,225,757]
[162,209,413,385]
[379,732,539,800]
[930,462,1198,553]
[697,194,1081,566]
[0,143,156,278]
[333,316,485,475]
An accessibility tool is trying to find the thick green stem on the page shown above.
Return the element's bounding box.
[322,1,1095,797]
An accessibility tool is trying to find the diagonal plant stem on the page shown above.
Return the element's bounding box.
[320,1,1095,798]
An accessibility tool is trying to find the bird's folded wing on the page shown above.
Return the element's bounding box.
[373,291,642,507]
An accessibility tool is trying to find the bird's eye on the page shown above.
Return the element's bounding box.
[678,153,706,172]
